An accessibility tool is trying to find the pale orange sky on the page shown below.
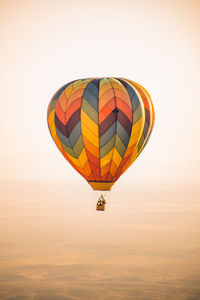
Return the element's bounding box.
[0,181,200,299]
[0,3,200,299]
[0,0,200,184]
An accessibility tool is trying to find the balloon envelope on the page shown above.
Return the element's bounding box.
[47,78,155,190]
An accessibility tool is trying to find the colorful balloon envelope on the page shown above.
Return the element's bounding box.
[47,78,155,191]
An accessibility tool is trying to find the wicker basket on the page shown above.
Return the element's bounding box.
[96,204,105,211]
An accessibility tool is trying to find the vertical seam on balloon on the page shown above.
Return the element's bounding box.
[137,85,155,153]
[112,79,143,180]
[80,79,97,181]
[105,78,117,182]
[64,80,91,178]
[109,78,134,181]
[116,80,146,177]
[130,82,153,156]
[124,80,152,140]
[98,78,100,181]
[99,78,102,181]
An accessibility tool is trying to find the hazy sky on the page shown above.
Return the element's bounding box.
[0,3,200,299]
[0,0,200,183]
[0,181,200,300]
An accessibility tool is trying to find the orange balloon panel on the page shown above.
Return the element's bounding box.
[47,78,155,190]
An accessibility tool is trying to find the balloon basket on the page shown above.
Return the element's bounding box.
[96,193,106,211]
[96,203,105,211]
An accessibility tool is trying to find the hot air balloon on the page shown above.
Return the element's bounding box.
[47,78,155,210]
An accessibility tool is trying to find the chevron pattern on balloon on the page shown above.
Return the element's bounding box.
[47,77,155,190]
